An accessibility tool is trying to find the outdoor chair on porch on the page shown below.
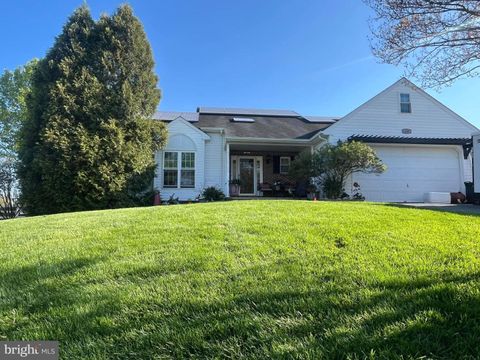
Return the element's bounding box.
[262,181,296,197]
[258,182,273,196]
[284,183,296,196]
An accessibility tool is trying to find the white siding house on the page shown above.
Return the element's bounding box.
[154,118,210,201]
[154,78,478,203]
[324,80,476,142]
[474,133,480,194]
[204,131,228,192]
[323,78,477,202]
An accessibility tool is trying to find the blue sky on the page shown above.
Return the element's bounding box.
[1,0,479,127]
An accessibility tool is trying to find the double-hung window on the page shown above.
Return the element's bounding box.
[163,152,178,188]
[180,152,195,188]
[163,151,195,188]
[279,157,291,174]
[400,93,411,113]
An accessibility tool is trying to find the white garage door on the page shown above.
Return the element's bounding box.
[352,145,462,202]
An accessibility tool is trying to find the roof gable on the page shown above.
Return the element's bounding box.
[168,117,210,140]
[325,78,478,139]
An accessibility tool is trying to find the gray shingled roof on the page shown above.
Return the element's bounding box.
[154,108,338,140]
[196,114,332,139]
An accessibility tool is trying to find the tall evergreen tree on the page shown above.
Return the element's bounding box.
[18,5,166,215]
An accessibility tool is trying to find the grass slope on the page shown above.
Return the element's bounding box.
[1,201,480,359]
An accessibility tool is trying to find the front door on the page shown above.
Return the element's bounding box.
[231,156,263,196]
[239,157,255,195]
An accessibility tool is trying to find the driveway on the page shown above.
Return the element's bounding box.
[395,203,480,215]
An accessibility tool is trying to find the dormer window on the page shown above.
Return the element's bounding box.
[400,93,411,113]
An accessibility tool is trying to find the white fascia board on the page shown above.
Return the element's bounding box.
[226,136,325,146]
[309,132,329,142]
[199,127,225,134]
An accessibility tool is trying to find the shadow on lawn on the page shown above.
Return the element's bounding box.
[382,202,480,217]
[1,257,480,359]
[0,257,123,338]
[177,270,480,359]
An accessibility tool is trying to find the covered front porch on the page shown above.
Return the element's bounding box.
[226,137,324,197]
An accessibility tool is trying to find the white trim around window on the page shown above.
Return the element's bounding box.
[279,156,291,175]
[163,151,196,188]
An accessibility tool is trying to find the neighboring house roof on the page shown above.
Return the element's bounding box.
[196,113,333,139]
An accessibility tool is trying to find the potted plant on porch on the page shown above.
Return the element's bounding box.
[229,179,242,196]
[306,183,319,200]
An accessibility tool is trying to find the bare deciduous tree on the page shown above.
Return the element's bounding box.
[365,0,480,87]
[0,159,22,219]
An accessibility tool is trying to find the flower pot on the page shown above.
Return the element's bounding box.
[229,184,240,196]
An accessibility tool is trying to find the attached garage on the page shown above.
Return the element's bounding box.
[348,137,471,203]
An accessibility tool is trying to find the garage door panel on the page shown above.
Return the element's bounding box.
[374,167,457,180]
[357,178,408,190]
[352,146,461,202]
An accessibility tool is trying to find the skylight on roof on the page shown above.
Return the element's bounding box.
[232,117,255,123]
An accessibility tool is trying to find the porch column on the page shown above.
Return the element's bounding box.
[226,143,230,196]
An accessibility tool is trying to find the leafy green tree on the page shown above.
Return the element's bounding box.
[0,60,37,219]
[18,5,167,215]
[288,150,317,183]
[315,141,386,199]
[290,141,386,199]
[0,158,22,219]
[0,60,37,158]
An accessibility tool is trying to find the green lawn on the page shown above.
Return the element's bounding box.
[1,201,479,359]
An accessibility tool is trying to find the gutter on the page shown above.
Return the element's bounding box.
[199,127,225,134]
[226,133,328,146]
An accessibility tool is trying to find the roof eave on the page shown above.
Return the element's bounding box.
[226,135,327,146]
[199,127,225,133]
